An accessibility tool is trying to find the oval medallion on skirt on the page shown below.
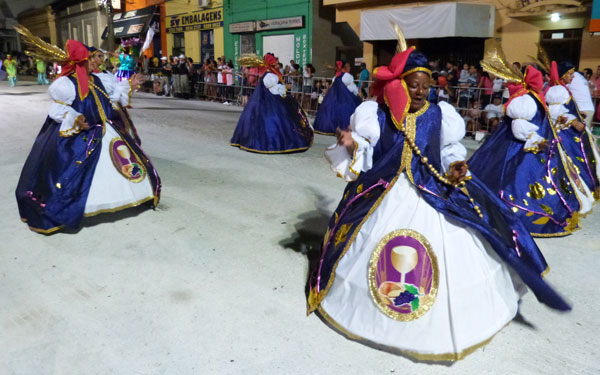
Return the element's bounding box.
[368,229,439,321]
[110,138,146,183]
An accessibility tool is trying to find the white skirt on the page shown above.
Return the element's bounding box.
[320,174,525,361]
[84,123,154,215]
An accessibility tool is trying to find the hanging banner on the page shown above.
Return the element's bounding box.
[167,7,223,33]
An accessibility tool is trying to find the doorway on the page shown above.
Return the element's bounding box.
[540,28,582,67]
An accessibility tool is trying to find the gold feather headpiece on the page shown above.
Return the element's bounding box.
[237,54,265,67]
[528,43,551,73]
[480,44,523,83]
[13,24,68,62]
[393,23,407,54]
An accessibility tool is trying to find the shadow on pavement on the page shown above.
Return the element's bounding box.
[62,203,155,234]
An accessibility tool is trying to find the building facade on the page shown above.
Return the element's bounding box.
[53,0,109,50]
[122,0,167,58]
[165,0,224,62]
[224,0,360,74]
[324,0,600,72]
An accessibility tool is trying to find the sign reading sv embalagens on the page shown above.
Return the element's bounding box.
[167,7,223,33]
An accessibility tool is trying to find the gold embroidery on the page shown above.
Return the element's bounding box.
[356,184,364,194]
[55,182,61,189]
[511,207,519,213]
[547,187,557,195]
[333,224,352,247]
[551,167,557,175]
[540,204,554,215]
[522,199,529,206]
[576,156,585,163]
[529,182,545,200]
[532,216,550,225]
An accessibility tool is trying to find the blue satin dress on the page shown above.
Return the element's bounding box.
[469,94,581,237]
[558,99,600,198]
[313,77,362,135]
[230,77,313,153]
[309,101,570,314]
[15,75,161,234]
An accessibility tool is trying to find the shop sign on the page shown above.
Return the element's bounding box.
[167,7,223,33]
[294,31,308,67]
[230,21,255,33]
[128,24,144,34]
[257,16,303,31]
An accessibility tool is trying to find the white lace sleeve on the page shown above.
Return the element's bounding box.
[47,76,83,137]
[439,101,468,173]
[506,95,545,151]
[325,101,380,181]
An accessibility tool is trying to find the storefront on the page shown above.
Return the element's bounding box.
[103,5,161,56]
[324,0,600,72]
[224,1,313,70]
[165,0,224,62]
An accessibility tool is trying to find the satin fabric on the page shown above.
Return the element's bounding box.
[16,75,160,233]
[313,78,362,135]
[559,100,600,195]
[309,102,570,313]
[469,94,581,236]
[230,77,313,153]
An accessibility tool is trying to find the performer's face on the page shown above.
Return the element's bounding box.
[91,53,104,69]
[84,60,92,73]
[562,71,574,84]
[405,72,430,112]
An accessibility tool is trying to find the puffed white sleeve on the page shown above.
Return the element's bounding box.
[342,72,359,95]
[506,95,545,151]
[96,72,132,107]
[439,101,468,173]
[47,76,83,137]
[263,73,285,96]
[325,100,380,181]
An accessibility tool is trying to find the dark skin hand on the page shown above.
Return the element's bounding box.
[572,120,585,132]
[75,115,90,131]
[448,160,469,185]
[336,127,354,154]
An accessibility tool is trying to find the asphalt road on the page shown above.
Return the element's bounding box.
[1,81,599,374]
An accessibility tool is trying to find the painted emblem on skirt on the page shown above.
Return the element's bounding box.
[110,138,146,183]
[368,229,438,321]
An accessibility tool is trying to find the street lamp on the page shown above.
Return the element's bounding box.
[97,0,114,51]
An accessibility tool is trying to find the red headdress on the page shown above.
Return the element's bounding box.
[505,65,546,110]
[258,53,282,81]
[372,47,416,127]
[335,61,344,77]
[59,40,90,100]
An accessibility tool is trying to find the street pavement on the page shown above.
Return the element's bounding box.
[1,81,599,374]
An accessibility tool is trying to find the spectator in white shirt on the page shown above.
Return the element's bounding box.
[568,71,596,127]
[483,95,503,131]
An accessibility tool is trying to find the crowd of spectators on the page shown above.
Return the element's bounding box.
[3,50,600,136]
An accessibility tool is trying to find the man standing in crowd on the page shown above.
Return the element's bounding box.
[569,69,596,127]
[358,62,369,92]
[159,56,171,96]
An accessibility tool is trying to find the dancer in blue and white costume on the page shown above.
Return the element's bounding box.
[15,36,160,234]
[469,51,584,237]
[230,54,313,154]
[308,43,570,361]
[313,61,362,135]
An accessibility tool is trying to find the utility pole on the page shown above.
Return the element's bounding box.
[97,0,114,51]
